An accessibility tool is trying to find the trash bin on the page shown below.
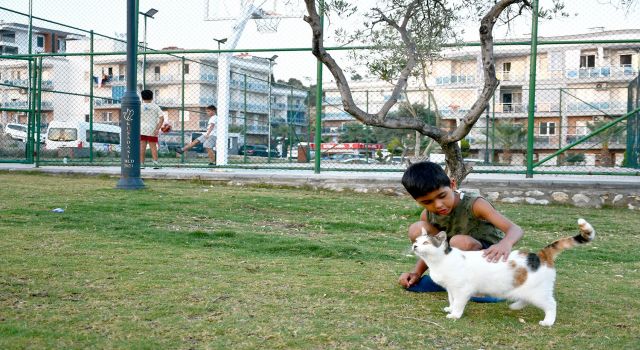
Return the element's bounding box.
[297,145,308,163]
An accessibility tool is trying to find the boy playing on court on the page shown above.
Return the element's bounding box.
[398,161,523,301]
[139,89,164,169]
[176,105,217,166]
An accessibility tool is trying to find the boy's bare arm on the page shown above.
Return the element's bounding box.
[472,198,523,262]
[399,259,427,288]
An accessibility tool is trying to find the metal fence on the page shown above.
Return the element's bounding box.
[0,2,639,176]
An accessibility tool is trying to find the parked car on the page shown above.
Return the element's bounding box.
[238,144,279,157]
[339,156,376,164]
[158,131,186,153]
[5,123,45,143]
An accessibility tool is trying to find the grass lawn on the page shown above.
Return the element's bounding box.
[0,172,638,349]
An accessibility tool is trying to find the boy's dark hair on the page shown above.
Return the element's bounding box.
[141,89,153,100]
[206,105,217,111]
[401,161,451,199]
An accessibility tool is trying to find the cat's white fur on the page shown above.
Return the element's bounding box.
[413,218,595,326]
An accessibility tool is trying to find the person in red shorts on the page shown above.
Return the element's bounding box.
[139,89,164,169]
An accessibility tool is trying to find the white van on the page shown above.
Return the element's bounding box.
[46,120,121,152]
[5,123,46,143]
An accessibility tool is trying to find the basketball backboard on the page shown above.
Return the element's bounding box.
[204,0,305,22]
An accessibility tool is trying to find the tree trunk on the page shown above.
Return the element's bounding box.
[441,142,470,184]
[600,142,611,166]
[414,131,421,157]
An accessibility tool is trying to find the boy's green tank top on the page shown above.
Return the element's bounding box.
[427,191,504,244]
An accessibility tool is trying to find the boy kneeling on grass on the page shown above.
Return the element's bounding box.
[398,161,524,302]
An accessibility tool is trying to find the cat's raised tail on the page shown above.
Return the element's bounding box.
[537,218,595,267]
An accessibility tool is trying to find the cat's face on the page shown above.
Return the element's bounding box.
[413,230,448,258]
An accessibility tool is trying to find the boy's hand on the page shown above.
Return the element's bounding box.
[398,272,420,288]
[483,241,513,263]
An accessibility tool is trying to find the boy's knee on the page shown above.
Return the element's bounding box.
[449,235,482,251]
[408,221,428,242]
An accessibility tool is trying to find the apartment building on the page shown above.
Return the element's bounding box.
[321,79,427,142]
[0,23,308,149]
[428,29,639,166]
[87,45,308,147]
[321,29,639,167]
[0,22,79,127]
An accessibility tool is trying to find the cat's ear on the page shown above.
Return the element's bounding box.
[428,231,447,247]
[420,227,428,236]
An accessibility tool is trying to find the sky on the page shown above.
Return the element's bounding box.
[0,0,637,83]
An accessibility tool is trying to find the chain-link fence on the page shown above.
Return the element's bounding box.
[1,1,639,176]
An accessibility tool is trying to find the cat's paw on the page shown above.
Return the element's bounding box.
[509,301,527,310]
[539,320,555,327]
[446,312,462,319]
[443,306,452,313]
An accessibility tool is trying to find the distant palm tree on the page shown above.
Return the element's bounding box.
[482,119,527,164]
[587,119,626,167]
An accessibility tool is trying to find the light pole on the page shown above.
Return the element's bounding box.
[266,55,278,162]
[213,37,227,57]
[139,8,158,90]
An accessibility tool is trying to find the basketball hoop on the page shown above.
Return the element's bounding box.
[255,15,282,33]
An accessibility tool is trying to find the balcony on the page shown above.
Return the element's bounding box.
[322,112,355,121]
[566,101,627,113]
[1,100,53,109]
[565,66,637,80]
[435,75,476,86]
[2,79,54,89]
[495,103,525,114]
[94,99,121,107]
[496,71,526,82]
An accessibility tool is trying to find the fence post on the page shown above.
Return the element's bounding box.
[314,0,325,174]
[180,56,185,164]
[35,57,43,166]
[89,31,94,163]
[526,0,540,177]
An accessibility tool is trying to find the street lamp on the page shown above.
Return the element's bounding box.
[139,8,158,90]
[266,55,278,162]
[213,37,227,56]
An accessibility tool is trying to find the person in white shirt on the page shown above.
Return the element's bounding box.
[139,89,164,169]
[176,105,217,165]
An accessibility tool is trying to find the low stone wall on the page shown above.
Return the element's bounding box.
[3,164,639,210]
[460,179,640,210]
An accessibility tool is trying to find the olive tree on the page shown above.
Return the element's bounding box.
[302,0,566,182]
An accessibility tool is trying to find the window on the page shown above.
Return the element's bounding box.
[57,38,66,52]
[0,46,18,55]
[502,62,512,80]
[102,112,113,123]
[107,67,113,76]
[88,130,120,144]
[36,35,45,48]
[580,54,595,68]
[154,66,161,80]
[620,54,632,67]
[48,128,77,141]
[540,122,556,135]
[1,32,15,43]
[183,63,189,74]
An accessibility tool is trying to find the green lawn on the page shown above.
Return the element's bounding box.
[0,172,638,349]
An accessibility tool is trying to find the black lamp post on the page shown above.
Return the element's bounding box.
[116,0,145,189]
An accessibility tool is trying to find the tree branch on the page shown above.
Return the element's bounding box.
[444,0,528,143]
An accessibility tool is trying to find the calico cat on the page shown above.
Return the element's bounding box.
[412,218,595,326]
